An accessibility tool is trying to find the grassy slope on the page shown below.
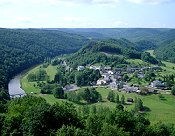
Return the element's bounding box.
[21,65,58,94]
[21,64,175,124]
[146,50,175,75]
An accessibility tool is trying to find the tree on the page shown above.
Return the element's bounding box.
[171,86,175,96]
[121,95,125,105]
[100,123,129,136]
[66,91,81,103]
[107,91,115,102]
[116,104,124,111]
[21,103,52,136]
[123,74,129,82]
[53,86,64,99]
[57,125,92,136]
[134,98,144,112]
[86,115,103,135]
[116,93,120,104]
[80,88,102,103]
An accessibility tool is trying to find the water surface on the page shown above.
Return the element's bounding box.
[8,75,25,97]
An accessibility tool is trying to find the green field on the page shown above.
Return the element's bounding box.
[126,59,149,66]
[21,64,175,124]
[146,50,156,58]
[21,64,58,94]
[146,50,175,75]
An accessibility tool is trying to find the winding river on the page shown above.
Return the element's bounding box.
[8,74,26,98]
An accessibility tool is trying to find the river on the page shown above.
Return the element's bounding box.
[8,74,26,98]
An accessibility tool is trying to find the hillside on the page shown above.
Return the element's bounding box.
[65,39,151,68]
[57,28,175,43]
[0,29,87,91]
[155,38,175,63]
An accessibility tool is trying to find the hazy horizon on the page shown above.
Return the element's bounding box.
[1,0,175,28]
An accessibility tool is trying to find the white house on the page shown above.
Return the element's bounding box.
[151,80,164,88]
[77,66,85,71]
[96,79,107,86]
[108,70,114,75]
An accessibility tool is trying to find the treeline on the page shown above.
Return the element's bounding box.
[0,28,87,102]
[0,95,175,136]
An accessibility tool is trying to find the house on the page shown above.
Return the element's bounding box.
[63,84,79,91]
[104,66,112,71]
[115,68,123,73]
[127,98,134,103]
[151,80,165,88]
[137,73,144,78]
[77,66,85,71]
[148,89,157,94]
[150,66,161,71]
[126,98,134,104]
[108,70,114,75]
[127,67,139,73]
[90,66,101,71]
[96,79,107,86]
[123,85,139,93]
[109,82,117,89]
[104,76,112,83]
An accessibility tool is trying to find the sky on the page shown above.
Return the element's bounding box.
[0,0,175,28]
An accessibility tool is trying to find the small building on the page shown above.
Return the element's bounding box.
[151,80,165,88]
[104,76,112,83]
[108,70,114,75]
[77,66,85,71]
[137,73,144,78]
[109,82,117,89]
[123,85,139,93]
[90,65,101,70]
[150,66,161,71]
[127,98,134,103]
[104,66,112,71]
[96,79,107,86]
[63,84,79,91]
[126,98,134,104]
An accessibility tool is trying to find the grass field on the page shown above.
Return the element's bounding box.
[21,63,175,124]
[146,50,156,58]
[126,59,149,66]
[146,50,175,75]
[21,64,58,94]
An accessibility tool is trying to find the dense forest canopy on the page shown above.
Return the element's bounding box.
[155,38,175,63]
[0,29,87,99]
[1,95,175,136]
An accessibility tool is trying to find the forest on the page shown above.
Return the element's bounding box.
[1,95,175,136]
[0,28,87,101]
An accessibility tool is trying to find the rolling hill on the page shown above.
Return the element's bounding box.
[65,38,147,68]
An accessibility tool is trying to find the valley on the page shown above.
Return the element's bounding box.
[1,28,175,135]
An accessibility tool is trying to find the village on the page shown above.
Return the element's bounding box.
[76,65,167,95]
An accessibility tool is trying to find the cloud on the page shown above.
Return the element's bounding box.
[113,21,128,27]
[58,0,174,5]
[13,17,32,24]
[127,0,174,4]
[0,0,173,7]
